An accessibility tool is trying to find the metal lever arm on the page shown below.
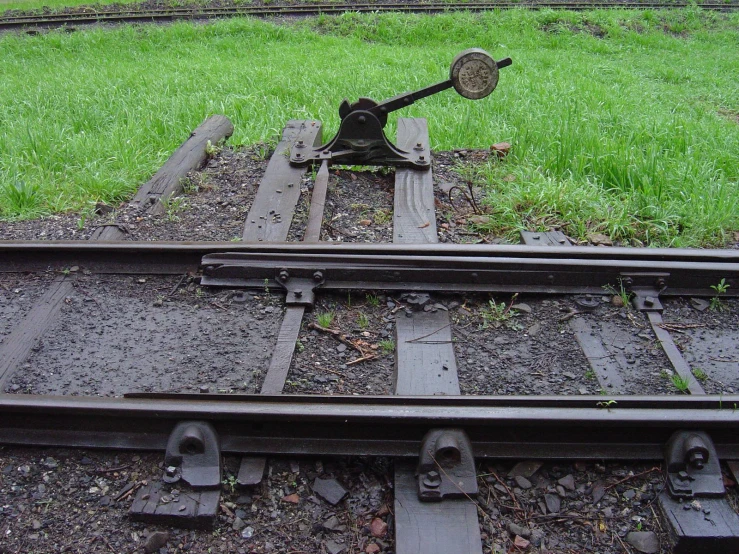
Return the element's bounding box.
[367,56,512,120]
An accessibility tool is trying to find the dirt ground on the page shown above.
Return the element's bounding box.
[2,144,739,554]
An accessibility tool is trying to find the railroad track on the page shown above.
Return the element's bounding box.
[2,1,738,32]
[2,112,739,552]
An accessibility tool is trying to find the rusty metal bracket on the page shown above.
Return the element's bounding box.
[163,421,222,489]
[274,268,325,309]
[658,430,739,553]
[620,272,668,311]
[417,428,478,502]
[664,430,724,499]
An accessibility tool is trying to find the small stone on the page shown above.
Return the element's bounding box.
[690,298,710,312]
[612,295,624,307]
[241,526,254,539]
[323,515,344,531]
[313,478,348,505]
[527,323,541,336]
[513,535,530,549]
[143,531,169,554]
[625,531,659,553]
[511,303,531,314]
[514,476,532,489]
[281,493,299,504]
[507,522,531,538]
[490,142,511,157]
[370,517,388,538]
[359,219,372,226]
[325,540,345,554]
[623,489,636,500]
[592,481,606,503]
[232,517,246,531]
[588,233,613,246]
[468,215,491,226]
[336,344,347,353]
[32,519,42,530]
[530,529,545,547]
[508,460,543,478]
[545,493,561,514]
[365,544,381,554]
[558,474,576,491]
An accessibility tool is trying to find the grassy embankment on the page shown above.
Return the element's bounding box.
[3,0,732,15]
[0,9,738,245]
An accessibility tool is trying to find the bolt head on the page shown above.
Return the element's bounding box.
[279,270,289,282]
[422,470,442,488]
[313,271,323,282]
[689,451,706,469]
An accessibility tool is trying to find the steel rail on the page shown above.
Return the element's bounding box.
[2,393,739,460]
[2,241,737,296]
[2,2,737,31]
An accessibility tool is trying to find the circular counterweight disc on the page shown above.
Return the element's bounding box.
[450,48,499,100]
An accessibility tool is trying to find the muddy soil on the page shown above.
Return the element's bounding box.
[452,295,596,396]
[4,445,736,554]
[0,146,271,242]
[0,273,55,340]
[0,447,394,554]
[5,274,283,396]
[285,292,395,395]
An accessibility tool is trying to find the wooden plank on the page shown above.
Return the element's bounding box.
[131,115,234,215]
[394,309,459,395]
[395,461,483,554]
[392,119,482,554]
[520,230,571,246]
[90,115,234,238]
[303,160,329,242]
[89,224,128,241]
[243,121,321,480]
[648,311,705,395]
[242,120,322,242]
[129,482,220,530]
[237,456,267,486]
[0,276,73,391]
[393,118,437,243]
[256,124,324,395]
[569,316,626,393]
[259,305,305,395]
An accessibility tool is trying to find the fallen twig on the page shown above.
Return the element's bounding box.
[405,323,452,343]
[346,355,377,366]
[604,466,660,491]
[307,322,365,355]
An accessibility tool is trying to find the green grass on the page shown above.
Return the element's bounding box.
[1,10,738,247]
[316,311,335,328]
